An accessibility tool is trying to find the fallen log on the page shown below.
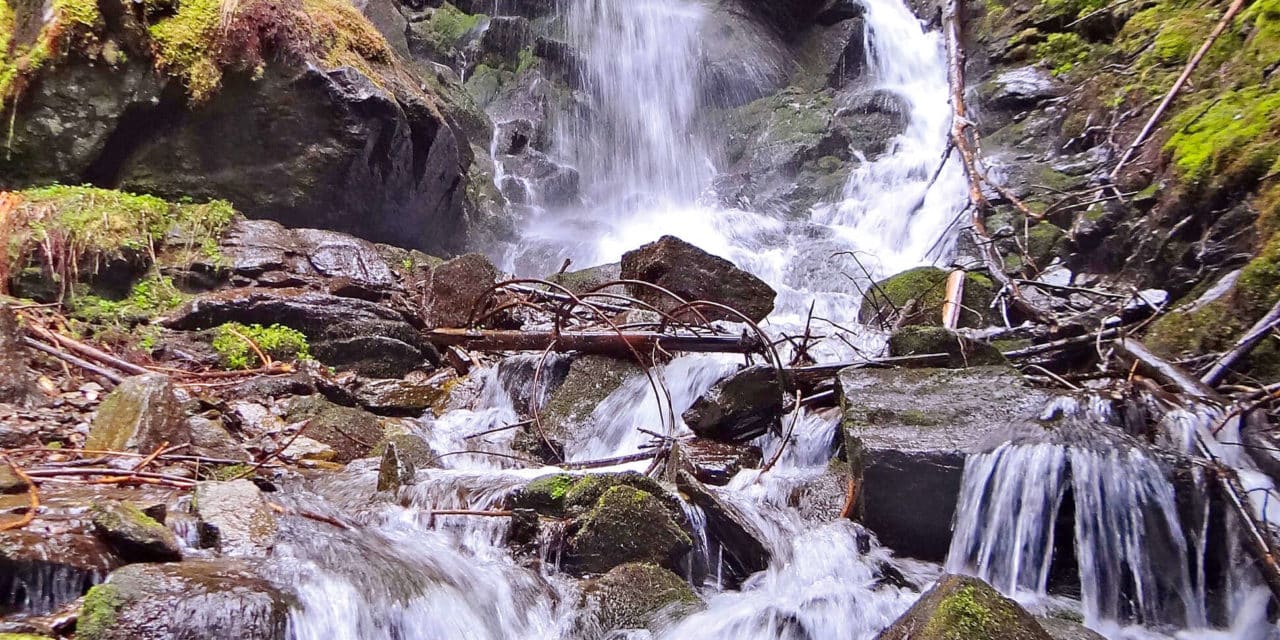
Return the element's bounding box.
[427,328,762,356]
[1115,337,1220,399]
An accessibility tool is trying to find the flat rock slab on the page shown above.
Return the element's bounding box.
[839,366,1053,561]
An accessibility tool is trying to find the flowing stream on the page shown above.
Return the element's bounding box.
[281,0,1279,638]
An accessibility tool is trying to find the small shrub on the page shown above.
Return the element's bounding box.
[212,322,312,369]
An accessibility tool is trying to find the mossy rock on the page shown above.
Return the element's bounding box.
[90,501,182,562]
[568,486,693,575]
[87,374,190,455]
[511,472,683,519]
[889,326,1007,368]
[541,355,642,444]
[281,395,385,463]
[578,563,702,634]
[859,267,996,329]
[876,574,1053,640]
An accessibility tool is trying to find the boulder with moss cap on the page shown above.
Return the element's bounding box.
[876,574,1053,640]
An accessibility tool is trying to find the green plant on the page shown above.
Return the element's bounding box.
[211,322,312,369]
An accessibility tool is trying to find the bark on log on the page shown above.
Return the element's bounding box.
[427,328,762,356]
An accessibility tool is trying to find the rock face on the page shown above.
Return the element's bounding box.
[2,0,494,256]
[77,560,292,640]
[840,366,1052,560]
[281,395,388,463]
[87,375,189,454]
[90,502,182,563]
[424,253,500,328]
[193,481,278,557]
[0,305,39,407]
[620,236,777,322]
[682,365,785,443]
[578,563,702,635]
[675,472,771,587]
[876,574,1053,640]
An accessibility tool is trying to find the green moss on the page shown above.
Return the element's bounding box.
[922,586,1012,640]
[1164,87,1280,187]
[211,322,311,369]
[1034,32,1092,76]
[77,583,125,640]
[520,473,576,508]
[860,267,997,328]
[149,0,223,102]
[423,2,483,54]
[1242,0,1280,73]
[515,46,538,75]
[69,276,187,326]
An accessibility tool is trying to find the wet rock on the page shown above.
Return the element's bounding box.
[0,305,39,408]
[542,356,642,445]
[76,559,291,640]
[620,236,776,322]
[683,366,785,443]
[424,253,500,329]
[186,416,250,462]
[1037,618,1107,640]
[980,66,1065,111]
[164,287,431,378]
[667,439,763,486]
[86,375,189,454]
[373,420,440,470]
[840,366,1052,560]
[377,441,417,492]
[512,472,686,521]
[578,563,702,635]
[281,395,386,463]
[499,151,581,207]
[568,486,693,575]
[90,502,182,563]
[547,263,623,295]
[858,267,998,329]
[280,437,337,463]
[193,480,278,557]
[351,375,452,415]
[888,326,1008,368]
[0,467,26,495]
[675,472,771,587]
[876,574,1053,640]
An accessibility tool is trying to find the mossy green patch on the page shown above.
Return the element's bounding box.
[69,275,188,327]
[211,322,312,369]
[859,267,997,328]
[1164,87,1280,187]
[148,0,224,102]
[923,586,1012,639]
[77,583,125,640]
[1034,32,1092,76]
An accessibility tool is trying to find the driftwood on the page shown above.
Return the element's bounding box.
[1109,0,1251,182]
[427,328,762,356]
[943,0,1054,325]
[1202,298,1280,387]
[21,336,125,385]
[942,269,966,329]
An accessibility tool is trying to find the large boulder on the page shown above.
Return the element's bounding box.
[90,502,182,563]
[163,287,433,378]
[2,0,495,256]
[840,366,1052,560]
[682,365,785,443]
[76,560,292,640]
[86,375,189,454]
[567,486,693,575]
[876,574,1053,640]
[620,236,776,323]
[424,253,500,328]
[578,563,702,635]
[0,305,39,407]
[675,472,771,588]
[541,355,642,447]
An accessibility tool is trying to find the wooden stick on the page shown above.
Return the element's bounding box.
[941,269,966,329]
[561,451,657,470]
[21,336,125,385]
[0,455,38,531]
[1109,0,1251,182]
[427,328,762,356]
[27,324,148,376]
[760,390,804,477]
[23,468,196,486]
[1202,299,1280,387]
[1115,337,1221,399]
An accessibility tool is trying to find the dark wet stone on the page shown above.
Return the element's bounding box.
[376,441,416,492]
[980,66,1065,111]
[90,502,182,563]
[621,235,776,323]
[352,376,452,415]
[163,287,431,377]
[839,366,1052,561]
[281,395,387,463]
[888,326,1007,368]
[86,375,189,455]
[193,480,278,558]
[541,356,641,446]
[667,439,762,486]
[683,365,785,444]
[186,416,250,462]
[876,574,1053,640]
[675,471,771,588]
[76,559,292,640]
[1038,618,1108,640]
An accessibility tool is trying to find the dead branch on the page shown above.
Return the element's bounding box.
[942,269,966,329]
[1109,0,1250,181]
[1202,298,1280,387]
[427,328,762,356]
[0,455,38,531]
[561,451,658,470]
[26,323,148,376]
[21,336,125,385]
